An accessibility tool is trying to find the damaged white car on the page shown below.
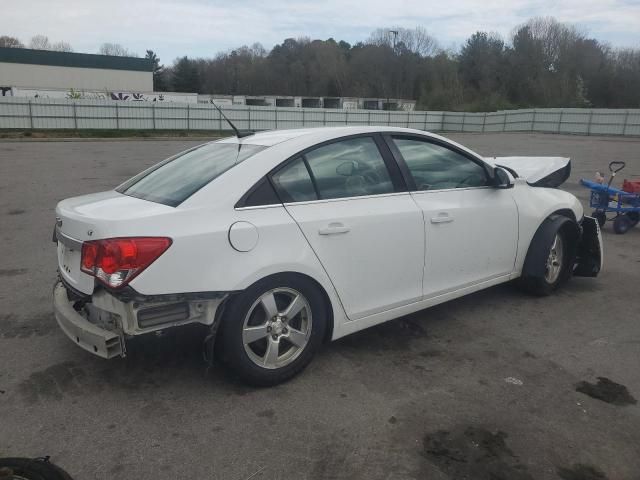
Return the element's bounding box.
[53,126,602,385]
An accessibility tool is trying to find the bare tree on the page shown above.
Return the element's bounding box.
[368,27,439,56]
[30,35,51,50]
[28,35,73,51]
[0,36,24,48]
[51,41,73,52]
[410,27,441,57]
[98,43,136,57]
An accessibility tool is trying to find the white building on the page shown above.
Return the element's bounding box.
[0,47,154,99]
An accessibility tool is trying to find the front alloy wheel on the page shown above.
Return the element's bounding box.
[544,233,564,284]
[518,218,571,296]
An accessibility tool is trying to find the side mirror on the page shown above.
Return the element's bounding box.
[336,160,357,177]
[493,167,514,189]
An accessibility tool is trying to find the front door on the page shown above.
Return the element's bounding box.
[387,135,518,297]
[270,135,425,320]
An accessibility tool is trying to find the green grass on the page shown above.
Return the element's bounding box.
[0,129,226,139]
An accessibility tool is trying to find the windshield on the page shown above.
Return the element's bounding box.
[116,142,267,206]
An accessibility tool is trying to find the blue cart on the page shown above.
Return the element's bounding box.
[580,161,640,234]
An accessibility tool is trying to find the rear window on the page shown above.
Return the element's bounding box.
[117,142,267,206]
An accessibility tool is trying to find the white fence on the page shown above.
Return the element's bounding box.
[1,97,639,136]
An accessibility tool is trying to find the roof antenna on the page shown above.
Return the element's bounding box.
[210,101,254,138]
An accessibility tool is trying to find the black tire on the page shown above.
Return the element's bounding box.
[0,457,73,480]
[627,211,639,227]
[218,273,327,386]
[591,210,606,227]
[613,214,632,234]
[518,218,573,296]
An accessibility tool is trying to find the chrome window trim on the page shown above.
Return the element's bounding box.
[282,191,412,207]
[234,203,284,211]
[234,185,495,211]
[409,185,494,194]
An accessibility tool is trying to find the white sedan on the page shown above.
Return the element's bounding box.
[53,126,602,385]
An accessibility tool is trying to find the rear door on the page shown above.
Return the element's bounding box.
[271,135,425,321]
[386,135,518,297]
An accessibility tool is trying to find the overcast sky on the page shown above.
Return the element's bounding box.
[2,0,639,62]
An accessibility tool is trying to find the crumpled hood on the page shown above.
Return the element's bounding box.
[486,156,571,188]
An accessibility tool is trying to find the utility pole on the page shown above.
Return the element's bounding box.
[389,30,398,52]
[389,30,399,105]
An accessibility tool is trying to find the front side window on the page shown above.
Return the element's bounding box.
[304,136,394,200]
[392,137,489,191]
[117,142,266,206]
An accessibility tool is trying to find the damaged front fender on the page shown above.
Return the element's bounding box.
[574,216,604,277]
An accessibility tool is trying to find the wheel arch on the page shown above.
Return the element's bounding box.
[224,271,335,344]
[522,211,580,280]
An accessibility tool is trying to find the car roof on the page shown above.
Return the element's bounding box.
[181,126,492,208]
[214,126,441,147]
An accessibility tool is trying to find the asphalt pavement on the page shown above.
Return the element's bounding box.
[1,133,639,479]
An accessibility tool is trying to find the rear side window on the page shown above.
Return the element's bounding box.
[271,157,318,202]
[117,142,266,206]
[304,136,394,199]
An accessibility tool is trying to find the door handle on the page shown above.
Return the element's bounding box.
[430,213,454,224]
[318,222,350,235]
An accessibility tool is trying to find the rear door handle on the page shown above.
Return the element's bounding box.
[430,213,454,224]
[319,222,350,235]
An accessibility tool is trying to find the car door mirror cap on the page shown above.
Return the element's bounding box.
[493,166,514,189]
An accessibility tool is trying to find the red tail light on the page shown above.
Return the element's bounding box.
[81,237,172,289]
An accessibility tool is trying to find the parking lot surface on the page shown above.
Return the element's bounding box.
[1,133,639,480]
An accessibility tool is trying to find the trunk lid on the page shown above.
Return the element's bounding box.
[487,156,571,187]
[55,190,175,294]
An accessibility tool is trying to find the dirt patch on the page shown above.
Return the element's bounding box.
[0,313,57,338]
[0,268,28,277]
[576,377,637,406]
[336,315,430,354]
[6,209,26,216]
[557,464,608,480]
[256,409,275,418]
[423,426,533,480]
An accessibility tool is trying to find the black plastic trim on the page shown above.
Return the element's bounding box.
[57,278,234,305]
[106,286,233,304]
[234,176,281,208]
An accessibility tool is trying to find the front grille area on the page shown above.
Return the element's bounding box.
[137,302,190,328]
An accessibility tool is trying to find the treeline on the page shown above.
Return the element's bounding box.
[3,16,640,111]
[158,17,640,111]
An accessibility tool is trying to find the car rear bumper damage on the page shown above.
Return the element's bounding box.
[53,280,229,358]
[54,282,124,358]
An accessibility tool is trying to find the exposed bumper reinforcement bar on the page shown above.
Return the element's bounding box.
[53,282,124,358]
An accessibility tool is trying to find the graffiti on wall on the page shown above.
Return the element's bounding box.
[6,87,197,103]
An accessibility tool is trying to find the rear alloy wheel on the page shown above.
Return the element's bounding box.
[219,274,326,386]
[242,288,312,370]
